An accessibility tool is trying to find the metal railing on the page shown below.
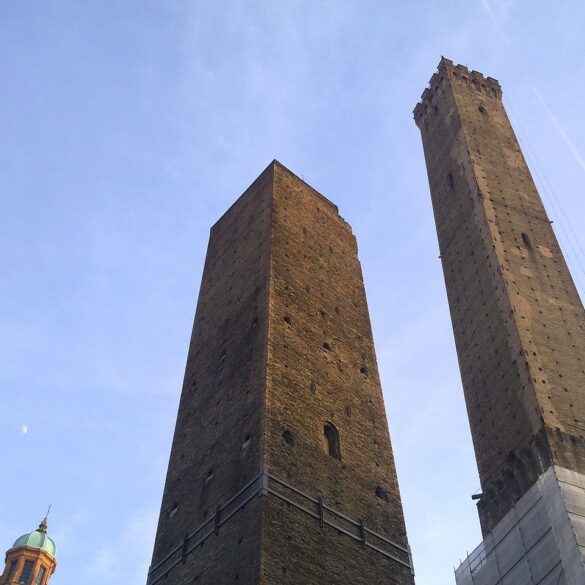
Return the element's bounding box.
[147,465,414,584]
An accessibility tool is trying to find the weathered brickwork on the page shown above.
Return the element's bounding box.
[147,161,415,584]
[415,59,585,534]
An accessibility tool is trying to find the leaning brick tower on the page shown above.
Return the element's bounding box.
[146,161,415,585]
[415,59,585,584]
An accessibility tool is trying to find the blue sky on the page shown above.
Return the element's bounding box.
[2,2,585,584]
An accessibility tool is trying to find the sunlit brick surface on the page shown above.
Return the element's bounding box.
[415,59,585,534]
[147,161,414,585]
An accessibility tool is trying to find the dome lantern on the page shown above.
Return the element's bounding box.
[0,515,57,585]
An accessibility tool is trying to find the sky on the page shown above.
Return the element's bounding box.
[2,2,585,584]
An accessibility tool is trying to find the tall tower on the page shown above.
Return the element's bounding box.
[415,59,585,583]
[0,517,57,585]
[147,161,415,585]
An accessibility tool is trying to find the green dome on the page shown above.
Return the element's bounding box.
[12,520,56,560]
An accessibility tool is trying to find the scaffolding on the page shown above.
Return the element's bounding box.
[455,466,585,585]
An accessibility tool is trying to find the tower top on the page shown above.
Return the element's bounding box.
[413,57,502,124]
[11,517,56,560]
[211,159,339,231]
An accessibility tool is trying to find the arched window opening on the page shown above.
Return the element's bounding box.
[19,561,34,585]
[323,422,341,460]
[6,561,18,583]
[375,486,390,502]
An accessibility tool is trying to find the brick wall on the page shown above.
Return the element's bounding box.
[415,59,585,533]
[262,163,412,584]
[147,162,415,584]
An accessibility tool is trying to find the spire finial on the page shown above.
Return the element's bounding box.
[38,505,51,533]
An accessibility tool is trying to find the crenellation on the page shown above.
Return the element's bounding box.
[445,58,502,94]
[414,58,502,125]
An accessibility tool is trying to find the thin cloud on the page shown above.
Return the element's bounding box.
[533,86,585,174]
[479,0,513,45]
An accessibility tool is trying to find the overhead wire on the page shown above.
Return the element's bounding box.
[505,97,585,296]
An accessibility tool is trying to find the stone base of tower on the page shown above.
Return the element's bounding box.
[455,466,585,585]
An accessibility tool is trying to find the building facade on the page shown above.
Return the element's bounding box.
[147,161,415,585]
[415,58,585,583]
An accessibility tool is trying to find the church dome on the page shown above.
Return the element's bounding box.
[11,517,56,560]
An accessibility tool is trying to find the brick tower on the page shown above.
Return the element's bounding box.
[415,59,585,583]
[147,161,415,585]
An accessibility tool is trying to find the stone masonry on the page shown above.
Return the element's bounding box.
[147,161,415,585]
[414,58,585,535]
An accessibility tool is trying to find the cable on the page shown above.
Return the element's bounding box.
[505,98,585,296]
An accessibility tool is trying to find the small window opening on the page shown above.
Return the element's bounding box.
[206,468,214,482]
[521,232,532,249]
[360,366,369,377]
[479,104,489,115]
[375,487,389,502]
[447,172,455,190]
[322,342,331,351]
[284,315,291,324]
[282,430,294,445]
[241,435,251,451]
[323,422,341,460]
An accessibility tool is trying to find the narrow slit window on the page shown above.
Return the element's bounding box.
[323,422,341,460]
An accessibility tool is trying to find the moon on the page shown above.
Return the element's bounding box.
[21,425,28,434]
